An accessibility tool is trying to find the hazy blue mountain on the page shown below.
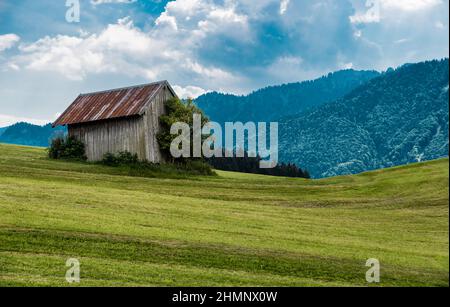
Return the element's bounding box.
[195,69,380,124]
[0,126,7,137]
[279,59,449,178]
[0,122,66,147]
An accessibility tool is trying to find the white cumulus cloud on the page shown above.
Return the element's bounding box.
[351,0,444,24]
[381,0,442,11]
[0,113,50,127]
[0,34,20,52]
[90,0,137,5]
[6,12,241,93]
[172,85,209,99]
[280,0,290,15]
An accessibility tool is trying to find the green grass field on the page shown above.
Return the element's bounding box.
[0,143,448,287]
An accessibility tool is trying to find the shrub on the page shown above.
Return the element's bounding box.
[48,136,86,160]
[100,151,215,177]
[101,151,139,166]
[182,160,215,176]
[102,153,118,166]
[157,97,210,162]
[117,151,139,164]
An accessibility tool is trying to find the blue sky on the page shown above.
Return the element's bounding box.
[0,0,448,126]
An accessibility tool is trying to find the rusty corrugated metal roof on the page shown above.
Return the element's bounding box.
[53,80,174,127]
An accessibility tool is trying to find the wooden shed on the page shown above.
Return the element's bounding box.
[53,81,177,162]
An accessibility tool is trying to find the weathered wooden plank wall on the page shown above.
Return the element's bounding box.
[142,86,173,163]
[68,116,146,162]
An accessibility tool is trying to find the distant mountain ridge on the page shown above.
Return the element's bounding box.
[0,122,66,147]
[195,69,380,124]
[196,59,448,178]
[0,127,7,137]
[279,59,449,178]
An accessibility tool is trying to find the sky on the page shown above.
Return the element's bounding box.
[0,0,448,126]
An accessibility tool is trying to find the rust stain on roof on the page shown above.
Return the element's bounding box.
[53,81,171,127]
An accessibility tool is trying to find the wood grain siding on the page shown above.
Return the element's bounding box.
[68,116,146,162]
[142,86,172,162]
[67,84,175,163]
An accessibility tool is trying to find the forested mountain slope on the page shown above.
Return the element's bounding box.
[0,122,66,147]
[280,59,449,178]
[196,69,380,123]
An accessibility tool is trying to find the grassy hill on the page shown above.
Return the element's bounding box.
[0,143,448,287]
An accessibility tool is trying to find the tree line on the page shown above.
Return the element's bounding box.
[207,150,310,179]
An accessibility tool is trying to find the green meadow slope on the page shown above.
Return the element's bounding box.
[0,144,448,287]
